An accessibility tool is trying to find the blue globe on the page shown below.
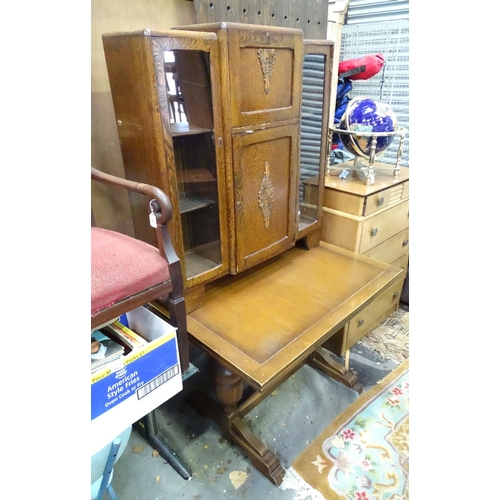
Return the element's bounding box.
[338,97,398,159]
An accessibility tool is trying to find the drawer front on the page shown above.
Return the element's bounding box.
[363,227,409,264]
[359,199,409,254]
[323,188,365,216]
[345,277,405,350]
[321,211,360,252]
[364,180,409,217]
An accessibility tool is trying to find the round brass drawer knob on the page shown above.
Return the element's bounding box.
[393,292,399,300]
[358,319,364,327]
[371,228,378,237]
[377,196,385,206]
[402,238,409,247]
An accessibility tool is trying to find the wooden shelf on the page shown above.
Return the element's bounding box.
[178,168,216,184]
[185,249,221,279]
[179,194,215,214]
[171,122,212,137]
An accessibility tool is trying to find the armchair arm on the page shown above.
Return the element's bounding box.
[91,167,173,226]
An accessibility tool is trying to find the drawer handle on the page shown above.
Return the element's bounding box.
[371,228,378,237]
[393,292,399,300]
[377,196,385,206]
[402,238,409,247]
[357,319,364,327]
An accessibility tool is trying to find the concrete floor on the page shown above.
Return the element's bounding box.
[104,342,398,500]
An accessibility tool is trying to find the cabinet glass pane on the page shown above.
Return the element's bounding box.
[164,49,222,280]
[298,53,327,231]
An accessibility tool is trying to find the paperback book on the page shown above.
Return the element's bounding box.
[102,320,148,354]
[91,330,125,373]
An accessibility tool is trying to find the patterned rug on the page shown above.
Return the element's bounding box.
[358,308,409,364]
[280,359,409,500]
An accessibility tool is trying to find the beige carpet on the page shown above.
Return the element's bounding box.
[358,307,409,364]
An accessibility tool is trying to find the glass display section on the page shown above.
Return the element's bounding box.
[298,53,326,230]
[102,29,228,305]
[163,49,222,280]
[296,41,334,242]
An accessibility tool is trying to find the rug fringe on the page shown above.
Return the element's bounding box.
[279,467,327,500]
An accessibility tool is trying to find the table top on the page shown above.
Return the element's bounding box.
[187,242,403,391]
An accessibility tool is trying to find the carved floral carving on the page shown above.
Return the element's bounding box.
[258,162,275,229]
[257,48,277,94]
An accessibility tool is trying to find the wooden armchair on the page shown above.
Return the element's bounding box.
[91,167,192,481]
[91,166,188,373]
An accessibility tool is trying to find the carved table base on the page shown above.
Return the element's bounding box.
[186,368,286,485]
[187,350,361,485]
[309,347,363,394]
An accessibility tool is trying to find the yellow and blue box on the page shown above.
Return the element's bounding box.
[91,305,182,456]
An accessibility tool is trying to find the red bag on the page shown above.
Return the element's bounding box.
[338,53,384,80]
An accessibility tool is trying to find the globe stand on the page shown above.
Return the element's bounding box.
[329,126,407,185]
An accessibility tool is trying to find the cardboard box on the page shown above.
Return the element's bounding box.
[91,305,183,456]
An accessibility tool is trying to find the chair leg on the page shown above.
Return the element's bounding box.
[96,438,121,500]
[167,296,189,374]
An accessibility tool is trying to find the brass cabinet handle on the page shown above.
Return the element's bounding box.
[377,196,385,206]
[402,238,409,247]
[371,228,378,237]
[393,292,399,300]
[357,319,364,327]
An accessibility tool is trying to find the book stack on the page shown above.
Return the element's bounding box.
[91,320,148,374]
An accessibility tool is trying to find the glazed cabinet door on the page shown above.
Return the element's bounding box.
[232,124,298,273]
[102,29,229,292]
[297,41,334,244]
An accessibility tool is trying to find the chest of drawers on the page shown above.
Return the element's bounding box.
[320,165,409,354]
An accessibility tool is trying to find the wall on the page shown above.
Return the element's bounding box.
[91,0,196,234]
[193,0,329,39]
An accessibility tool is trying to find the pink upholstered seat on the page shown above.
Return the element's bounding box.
[91,227,171,318]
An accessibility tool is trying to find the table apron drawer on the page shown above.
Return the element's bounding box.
[345,277,405,350]
[363,228,409,263]
[359,199,409,254]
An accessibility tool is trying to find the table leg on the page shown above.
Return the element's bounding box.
[310,347,362,394]
[187,362,286,485]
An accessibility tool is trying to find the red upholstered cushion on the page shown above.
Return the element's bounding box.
[91,227,171,316]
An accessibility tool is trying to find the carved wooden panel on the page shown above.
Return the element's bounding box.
[232,124,298,272]
[226,24,303,128]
